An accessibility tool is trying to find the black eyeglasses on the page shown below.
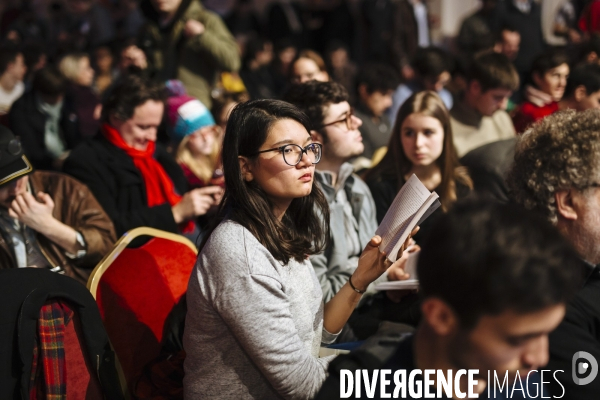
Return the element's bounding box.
[254,143,323,166]
[317,108,355,131]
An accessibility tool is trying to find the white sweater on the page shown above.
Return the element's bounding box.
[183,220,338,399]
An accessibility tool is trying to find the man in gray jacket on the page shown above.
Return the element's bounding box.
[284,81,378,302]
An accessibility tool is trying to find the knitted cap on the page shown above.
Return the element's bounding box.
[167,94,216,142]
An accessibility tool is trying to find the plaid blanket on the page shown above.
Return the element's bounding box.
[29,300,74,400]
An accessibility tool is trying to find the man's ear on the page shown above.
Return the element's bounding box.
[238,156,254,182]
[421,297,458,337]
[574,85,587,103]
[357,83,369,100]
[555,189,579,221]
[468,80,481,97]
[310,129,325,144]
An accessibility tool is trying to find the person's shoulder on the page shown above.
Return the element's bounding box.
[201,220,282,278]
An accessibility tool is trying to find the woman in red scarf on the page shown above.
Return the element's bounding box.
[63,75,222,237]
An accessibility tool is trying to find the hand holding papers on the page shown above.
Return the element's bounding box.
[375,174,440,263]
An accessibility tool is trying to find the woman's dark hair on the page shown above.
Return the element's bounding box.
[200,99,330,264]
[363,91,472,211]
[101,74,166,122]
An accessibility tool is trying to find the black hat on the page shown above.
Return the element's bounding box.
[0,125,33,186]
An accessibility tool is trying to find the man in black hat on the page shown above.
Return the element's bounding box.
[0,125,116,285]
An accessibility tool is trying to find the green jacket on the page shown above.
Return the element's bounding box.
[140,0,240,107]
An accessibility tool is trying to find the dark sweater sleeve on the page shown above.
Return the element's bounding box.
[63,148,179,236]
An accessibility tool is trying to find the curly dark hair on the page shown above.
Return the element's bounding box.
[508,109,600,223]
[101,74,166,122]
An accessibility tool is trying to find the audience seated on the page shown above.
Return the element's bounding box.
[63,75,220,237]
[138,0,240,108]
[461,62,600,204]
[354,63,399,162]
[317,199,582,399]
[0,43,25,115]
[0,125,115,285]
[450,52,519,157]
[387,47,454,127]
[365,91,472,241]
[512,50,570,133]
[508,109,600,398]
[10,66,81,170]
[182,99,414,399]
[290,49,329,84]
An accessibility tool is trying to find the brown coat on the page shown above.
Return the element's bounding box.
[0,171,116,285]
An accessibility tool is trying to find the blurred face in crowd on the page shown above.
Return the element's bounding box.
[314,101,363,162]
[151,0,182,15]
[423,71,451,93]
[240,119,316,213]
[95,47,114,74]
[5,53,26,82]
[534,63,569,102]
[188,126,218,157]
[0,176,28,209]
[497,30,520,61]
[468,81,512,116]
[400,113,444,168]
[360,87,393,117]
[291,58,328,84]
[441,303,566,385]
[110,100,163,151]
[76,56,95,87]
[573,87,600,111]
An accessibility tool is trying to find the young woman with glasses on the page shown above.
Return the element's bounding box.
[183,99,414,399]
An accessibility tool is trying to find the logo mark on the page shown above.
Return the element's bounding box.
[572,351,598,385]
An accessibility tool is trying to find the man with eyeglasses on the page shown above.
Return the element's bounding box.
[285,81,381,305]
[508,109,600,398]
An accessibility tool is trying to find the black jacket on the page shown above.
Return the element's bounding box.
[9,90,81,170]
[62,135,188,236]
[547,262,600,399]
[0,268,123,399]
[460,137,516,204]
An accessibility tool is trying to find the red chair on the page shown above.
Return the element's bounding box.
[87,227,198,395]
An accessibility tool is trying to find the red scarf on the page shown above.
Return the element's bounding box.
[103,123,194,232]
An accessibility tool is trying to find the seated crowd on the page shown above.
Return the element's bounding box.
[3,0,600,398]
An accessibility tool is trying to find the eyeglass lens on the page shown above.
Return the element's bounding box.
[283,144,322,166]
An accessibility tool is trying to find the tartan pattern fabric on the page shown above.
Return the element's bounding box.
[29,300,74,400]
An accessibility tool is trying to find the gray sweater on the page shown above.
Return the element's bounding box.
[183,220,338,399]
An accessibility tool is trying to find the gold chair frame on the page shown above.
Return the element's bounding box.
[86,227,197,398]
[87,226,197,297]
